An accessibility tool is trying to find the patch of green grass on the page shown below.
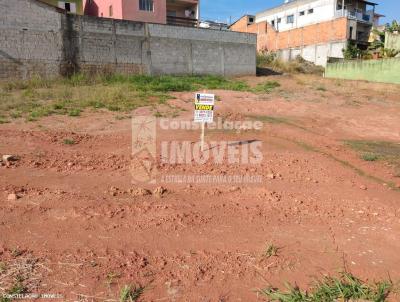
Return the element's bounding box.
[263,244,279,258]
[68,108,81,117]
[259,272,393,302]
[0,74,250,122]
[0,116,9,124]
[120,284,145,302]
[2,76,54,92]
[345,140,400,169]
[63,138,75,145]
[10,111,22,119]
[254,81,281,93]
[288,138,399,190]
[0,282,27,302]
[362,153,379,161]
[345,140,400,158]
[316,85,327,91]
[102,74,250,92]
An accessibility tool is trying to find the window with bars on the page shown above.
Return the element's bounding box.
[139,0,154,12]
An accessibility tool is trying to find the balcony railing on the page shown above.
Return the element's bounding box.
[167,16,198,27]
[335,9,373,23]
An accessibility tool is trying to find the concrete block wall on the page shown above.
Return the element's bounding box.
[0,0,256,80]
[147,24,256,76]
[0,0,64,79]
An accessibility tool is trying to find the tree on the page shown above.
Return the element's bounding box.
[386,20,400,33]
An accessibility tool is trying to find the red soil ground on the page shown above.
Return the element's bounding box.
[1,75,400,301]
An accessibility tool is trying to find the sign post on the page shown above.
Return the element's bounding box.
[200,122,205,152]
[194,93,215,152]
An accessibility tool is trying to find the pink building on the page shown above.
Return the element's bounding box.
[84,0,200,27]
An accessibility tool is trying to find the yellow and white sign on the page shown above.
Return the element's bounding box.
[194,93,215,123]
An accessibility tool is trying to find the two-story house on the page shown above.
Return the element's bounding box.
[230,0,383,66]
[84,0,200,27]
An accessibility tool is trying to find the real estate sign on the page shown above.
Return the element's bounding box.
[194,93,215,123]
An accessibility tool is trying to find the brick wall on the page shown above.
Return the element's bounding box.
[0,0,256,80]
[230,15,348,65]
[231,16,348,52]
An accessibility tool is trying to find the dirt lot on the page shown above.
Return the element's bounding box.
[1,74,400,301]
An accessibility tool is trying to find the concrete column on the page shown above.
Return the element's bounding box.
[342,0,345,16]
[112,20,117,65]
[219,43,225,76]
[188,42,193,75]
[196,2,200,27]
[142,23,152,75]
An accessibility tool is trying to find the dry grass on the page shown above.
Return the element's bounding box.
[0,254,45,300]
[345,140,400,172]
[257,53,325,75]
[0,74,250,122]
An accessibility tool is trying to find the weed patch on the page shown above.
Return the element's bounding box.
[254,81,281,93]
[63,139,75,145]
[345,140,400,169]
[120,284,145,302]
[259,272,393,302]
[0,256,43,302]
[362,153,379,161]
[0,74,250,121]
[263,244,279,258]
[257,53,324,75]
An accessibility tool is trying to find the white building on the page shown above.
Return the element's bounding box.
[231,0,383,66]
[257,0,378,32]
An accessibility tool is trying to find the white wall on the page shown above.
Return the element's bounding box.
[256,0,337,32]
[275,41,346,66]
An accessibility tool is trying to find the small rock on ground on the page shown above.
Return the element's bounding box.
[7,193,19,201]
[131,188,152,197]
[2,155,19,162]
[153,186,167,197]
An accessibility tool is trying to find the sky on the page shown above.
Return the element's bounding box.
[201,0,399,25]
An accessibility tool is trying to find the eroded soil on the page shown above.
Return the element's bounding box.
[1,74,400,301]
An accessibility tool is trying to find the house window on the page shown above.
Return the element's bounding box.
[271,20,275,27]
[308,8,314,14]
[299,11,305,16]
[287,15,294,23]
[109,5,113,17]
[58,1,76,13]
[249,17,254,23]
[139,0,154,12]
[277,18,281,23]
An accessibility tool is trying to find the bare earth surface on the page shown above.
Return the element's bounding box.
[1,75,400,301]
